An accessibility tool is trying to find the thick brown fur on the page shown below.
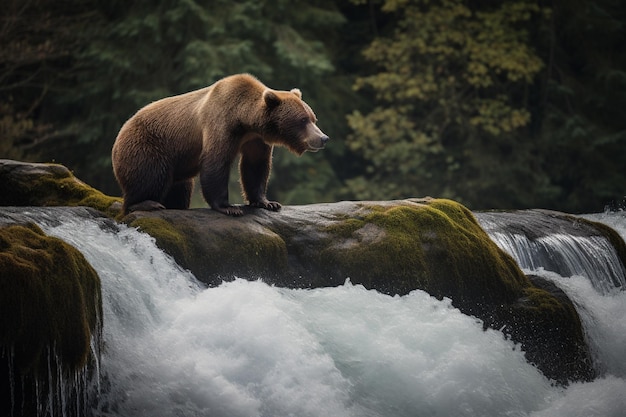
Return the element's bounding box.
[111,74,329,216]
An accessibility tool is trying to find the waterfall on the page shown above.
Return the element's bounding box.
[475,211,626,294]
[2,207,626,417]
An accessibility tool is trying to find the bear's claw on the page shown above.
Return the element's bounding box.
[249,201,282,211]
[214,205,244,216]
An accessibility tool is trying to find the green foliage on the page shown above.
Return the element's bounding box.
[346,0,551,209]
[0,0,95,160]
[537,0,626,212]
[0,103,31,160]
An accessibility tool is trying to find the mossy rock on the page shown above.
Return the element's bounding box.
[317,199,528,305]
[127,213,289,281]
[125,198,526,298]
[124,198,594,383]
[484,275,594,383]
[0,159,121,217]
[0,222,102,416]
[0,223,102,369]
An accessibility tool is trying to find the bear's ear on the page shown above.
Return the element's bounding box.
[263,90,281,109]
[290,88,302,99]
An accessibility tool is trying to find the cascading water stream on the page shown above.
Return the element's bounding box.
[476,212,626,294]
[3,207,625,417]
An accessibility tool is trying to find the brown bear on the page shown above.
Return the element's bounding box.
[111,74,329,216]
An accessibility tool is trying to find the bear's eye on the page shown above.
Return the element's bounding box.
[300,117,309,125]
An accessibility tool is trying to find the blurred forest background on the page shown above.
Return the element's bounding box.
[2,0,625,213]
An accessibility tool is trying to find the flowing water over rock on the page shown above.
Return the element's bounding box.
[476,210,626,293]
[3,207,626,417]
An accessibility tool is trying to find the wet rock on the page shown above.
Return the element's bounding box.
[0,219,102,417]
[0,159,121,216]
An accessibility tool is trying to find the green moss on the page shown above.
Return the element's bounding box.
[325,218,366,239]
[130,217,192,267]
[521,286,565,312]
[0,161,121,217]
[515,280,584,338]
[34,169,122,216]
[128,215,288,284]
[0,223,102,373]
[322,199,528,301]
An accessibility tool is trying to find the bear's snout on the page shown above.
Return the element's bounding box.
[304,122,330,152]
[306,134,329,152]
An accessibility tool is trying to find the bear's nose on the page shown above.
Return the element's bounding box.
[321,135,330,144]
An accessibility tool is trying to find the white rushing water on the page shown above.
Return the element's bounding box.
[29,210,626,417]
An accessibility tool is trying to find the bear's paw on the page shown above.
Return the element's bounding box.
[249,200,282,212]
[128,200,167,213]
[214,205,245,216]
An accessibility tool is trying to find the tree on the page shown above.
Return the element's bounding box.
[0,0,96,160]
[346,0,553,209]
[538,0,626,212]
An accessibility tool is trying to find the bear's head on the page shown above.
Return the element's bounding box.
[262,88,329,156]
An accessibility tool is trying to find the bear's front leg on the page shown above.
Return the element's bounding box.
[240,139,281,212]
[200,157,244,216]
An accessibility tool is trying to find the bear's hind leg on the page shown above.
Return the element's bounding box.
[120,164,170,214]
[127,200,166,213]
[239,139,281,212]
[122,181,167,214]
[163,178,194,209]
